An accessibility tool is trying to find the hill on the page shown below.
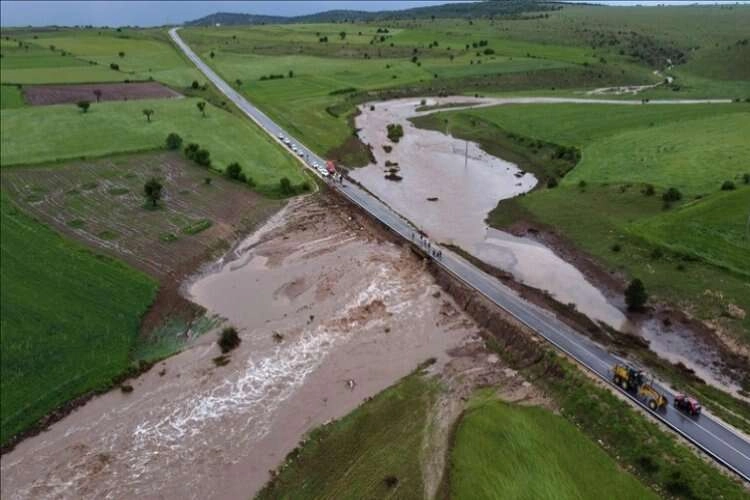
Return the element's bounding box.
[185,1,560,26]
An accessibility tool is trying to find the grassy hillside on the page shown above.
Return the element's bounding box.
[0,193,157,444]
[449,395,655,500]
[0,97,305,194]
[257,373,437,499]
[416,103,750,345]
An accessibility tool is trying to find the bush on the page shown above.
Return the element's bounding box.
[109,63,119,70]
[642,184,655,196]
[191,80,200,89]
[743,173,750,184]
[578,180,587,189]
[165,132,183,150]
[246,176,256,188]
[184,143,200,159]
[721,180,735,191]
[218,327,241,353]
[386,123,404,143]
[547,177,558,188]
[611,243,621,252]
[650,248,663,259]
[194,148,211,167]
[624,278,648,311]
[279,177,293,195]
[662,187,682,203]
[225,162,242,180]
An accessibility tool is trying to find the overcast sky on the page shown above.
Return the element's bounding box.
[1,0,747,27]
[0,1,459,27]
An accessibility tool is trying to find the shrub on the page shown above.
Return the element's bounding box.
[246,176,256,188]
[218,327,241,353]
[578,180,587,189]
[225,162,242,180]
[143,177,163,208]
[279,177,293,195]
[483,48,495,55]
[76,100,90,113]
[386,123,404,143]
[721,180,735,191]
[191,80,200,89]
[662,187,682,203]
[642,184,655,196]
[743,173,750,184]
[194,148,211,167]
[184,143,200,159]
[625,278,648,311]
[611,243,621,252]
[650,248,663,259]
[165,132,183,150]
[109,62,119,70]
[547,177,558,188]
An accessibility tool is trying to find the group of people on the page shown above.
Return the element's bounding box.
[411,232,442,259]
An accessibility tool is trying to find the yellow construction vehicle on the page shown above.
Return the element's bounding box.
[612,363,666,411]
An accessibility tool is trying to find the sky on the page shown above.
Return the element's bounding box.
[1,0,747,27]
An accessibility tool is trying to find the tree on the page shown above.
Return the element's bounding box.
[624,278,648,311]
[93,89,102,102]
[194,148,211,166]
[197,101,206,117]
[721,180,736,191]
[226,162,242,180]
[662,187,682,203]
[191,80,200,90]
[339,31,346,40]
[77,100,90,113]
[218,327,241,353]
[143,177,163,208]
[118,51,125,57]
[288,69,294,78]
[165,132,183,150]
[142,108,154,122]
[210,50,215,58]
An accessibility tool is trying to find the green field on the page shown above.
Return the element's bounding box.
[449,395,654,499]
[257,372,437,499]
[0,193,157,444]
[418,102,750,345]
[0,97,305,194]
[2,29,203,87]
[0,84,25,108]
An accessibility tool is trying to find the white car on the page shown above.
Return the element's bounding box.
[278,134,284,140]
[297,150,304,157]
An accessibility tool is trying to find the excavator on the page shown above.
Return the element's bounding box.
[612,363,667,411]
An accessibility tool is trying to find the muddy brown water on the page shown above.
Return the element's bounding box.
[0,197,476,499]
[352,96,742,395]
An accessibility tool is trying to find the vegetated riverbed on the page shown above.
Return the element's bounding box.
[0,194,477,499]
[351,96,743,395]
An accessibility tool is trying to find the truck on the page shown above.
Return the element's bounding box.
[612,363,667,411]
[674,393,702,416]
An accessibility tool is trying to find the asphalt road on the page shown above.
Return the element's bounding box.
[169,28,750,482]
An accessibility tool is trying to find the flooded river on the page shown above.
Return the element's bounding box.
[1,196,475,499]
[351,96,742,394]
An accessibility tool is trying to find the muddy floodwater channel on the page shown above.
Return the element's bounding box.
[351,96,742,395]
[1,195,476,500]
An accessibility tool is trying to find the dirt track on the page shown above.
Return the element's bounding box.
[23,82,180,106]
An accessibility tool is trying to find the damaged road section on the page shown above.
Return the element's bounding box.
[0,193,477,500]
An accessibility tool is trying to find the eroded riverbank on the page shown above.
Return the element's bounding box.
[0,193,478,499]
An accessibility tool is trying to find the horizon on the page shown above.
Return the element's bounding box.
[2,0,749,28]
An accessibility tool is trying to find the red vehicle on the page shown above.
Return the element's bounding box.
[326,160,336,174]
[673,393,701,416]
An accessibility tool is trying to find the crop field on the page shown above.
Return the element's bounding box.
[0,192,157,445]
[1,152,283,279]
[0,97,306,194]
[23,82,180,106]
[258,372,437,499]
[420,102,750,344]
[448,395,654,499]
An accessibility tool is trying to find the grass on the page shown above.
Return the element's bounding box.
[448,394,655,500]
[0,193,157,444]
[0,97,304,195]
[0,84,25,109]
[257,372,437,499]
[419,103,750,346]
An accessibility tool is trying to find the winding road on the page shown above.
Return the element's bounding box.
[169,28,750,482]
